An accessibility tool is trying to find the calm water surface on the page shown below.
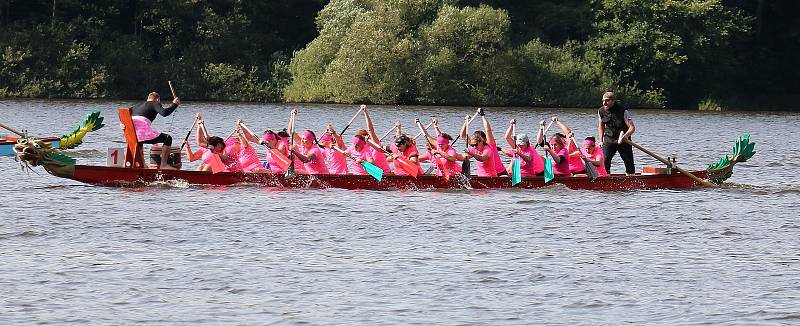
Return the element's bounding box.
[1,100,799,324]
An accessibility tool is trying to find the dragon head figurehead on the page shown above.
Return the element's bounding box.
[13,137,76,177]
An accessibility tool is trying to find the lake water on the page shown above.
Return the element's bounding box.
[1,100,799,324]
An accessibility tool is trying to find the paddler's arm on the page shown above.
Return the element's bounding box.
[184,140,202,161]
[237,120,261,144]
[479,108,496,145]
[504,119,515,148]
[415,117,436,146]
[536,120,545,146]
[459,115,470,141]
[543,144,562,163]
[553,116,571,136]
[158,98,181,117]
[363,105,379,142]
[432,118,443,137]
[464,148,490,162]
[292,148,313,163]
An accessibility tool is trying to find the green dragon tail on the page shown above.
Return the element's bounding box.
[58,111,105,149]
[706,133,756,184]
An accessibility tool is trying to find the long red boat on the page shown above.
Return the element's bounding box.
[10,109,755,191]
[42,164,709,190]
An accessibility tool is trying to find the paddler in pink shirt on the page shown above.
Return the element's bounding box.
[345,134,375,175]
[462,108,505,177]
[502,119,544,176]
[543,133,571,177]
[292,129,329,174]
[319,124,348,174]
[417,117,463,176]
[553,116,587,174]
[389,127,423,176]
[362,105,392,174]
[580,136,607,177]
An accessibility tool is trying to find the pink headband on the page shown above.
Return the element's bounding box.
[225,137,238,146]
[261,133,276,143]
[352,136,365,146]
[319,133,333,143]
[583,139,595,146]
[301,130,316,141]
[436,136,449,145]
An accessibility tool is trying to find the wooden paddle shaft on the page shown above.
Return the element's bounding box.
[414,120,434,140]
[179,116,199,151]
[379,124,396,141]
[0,122,25,137]
[624,139,715,188]
[339,108,363,137]
[168,81,177,98]
[452,112,480,144]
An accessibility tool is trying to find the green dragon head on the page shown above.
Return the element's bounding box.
[707,133,756,184]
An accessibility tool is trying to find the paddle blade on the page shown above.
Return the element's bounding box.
[396,156,420,178]
[511,158,521,186]
[285,153,296,178]
[269,148,292,171]
[582,157,599,180]
[544,154,554,183]
[461,158,470,177]
[362,161,384,182]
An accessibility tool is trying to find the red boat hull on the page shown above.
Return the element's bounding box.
[65,165,708,190]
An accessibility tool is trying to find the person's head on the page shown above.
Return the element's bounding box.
[394,134,412,151]
[224,136,241,153]
[356,129,369,138]
[277,129,290,141]
[583,136,596,153]
[602,91,616,109]
[300,130,317,148]
[207,136,225,153]
[147,92,160,101]
[470,130,487,148]
[352,134,367,151]
[516,133,530,148]
[437,133,453,150]
[549,134,564,150]
[319,132,333,147]
[261,130,278,146]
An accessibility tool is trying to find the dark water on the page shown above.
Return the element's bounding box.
[1,100,799,324]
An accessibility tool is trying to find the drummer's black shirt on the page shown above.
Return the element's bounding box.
[131,101,178,122]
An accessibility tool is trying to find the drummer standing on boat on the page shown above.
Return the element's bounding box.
[597,91,635,175]
[131,92,181,170]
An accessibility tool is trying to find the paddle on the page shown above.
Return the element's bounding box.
[338,107,364,137]
[541,129,555,183]
[0,122,25,138]
[568,135,599,181]
[624,139,715,188]
[510,122,521,186]
[367,139,420,177]
[239,122,292,171]
[331,146,383,181]
[458,112,480,176]
[379,124,396,141]
[166,81,178,133]
[414,120,434,140]
[179,115,200,151]
[285,110,297,177]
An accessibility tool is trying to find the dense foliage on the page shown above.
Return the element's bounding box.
[0,0,797,109]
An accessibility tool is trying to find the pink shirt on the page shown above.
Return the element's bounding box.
[581,147,608,177]
[551,148,571,176]
[489,141,505,174]
[223,143,243,172]
[515,145,543,176]
[325,147,348,174]
[370,147,391,174]
[424,147,461,176]
[566,141,583,173]
[266,146,287,173]
[468,144,497,177]
[286,141,307,174]
[390,144,423,176]
[238,144,262,172]
[300,146,329,174]
[346,147,374,175]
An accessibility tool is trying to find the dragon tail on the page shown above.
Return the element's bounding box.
[58,111,105,149]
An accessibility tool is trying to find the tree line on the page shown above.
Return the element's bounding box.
[0,0,797,109]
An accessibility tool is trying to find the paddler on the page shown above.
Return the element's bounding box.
[362,105,392,174]
[502,119,544,176]
[130,91,181,170]
[319,124,349,174]
[542,133,571,177]
[389,123,423,176]
[462,108,506,177]
[291,129,329,174]
[417,117,462,176]
[553,116,588,174]
[345,134,376,175]
[580,136,607,177]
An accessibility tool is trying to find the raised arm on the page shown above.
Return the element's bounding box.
[416,117,436,146]
[504,119,515,148]
[459,115,470,141]
[480,108,496,145]
[363,105,379,141]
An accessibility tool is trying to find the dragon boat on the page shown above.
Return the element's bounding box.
[0,111,104,156]
[12,121,755,191]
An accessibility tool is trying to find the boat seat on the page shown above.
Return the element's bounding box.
[117,108,146,168]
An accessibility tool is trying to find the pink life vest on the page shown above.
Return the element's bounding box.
[325,147,348,174]
[369,147,391,174]
[468,144,497,177]
[238,144,262,172]
[566,141,584,173]
[551,148,571,176]
[347,146,374,175]
[390,144,423,176]
[300,146,329,174]
[516,145,543,176]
